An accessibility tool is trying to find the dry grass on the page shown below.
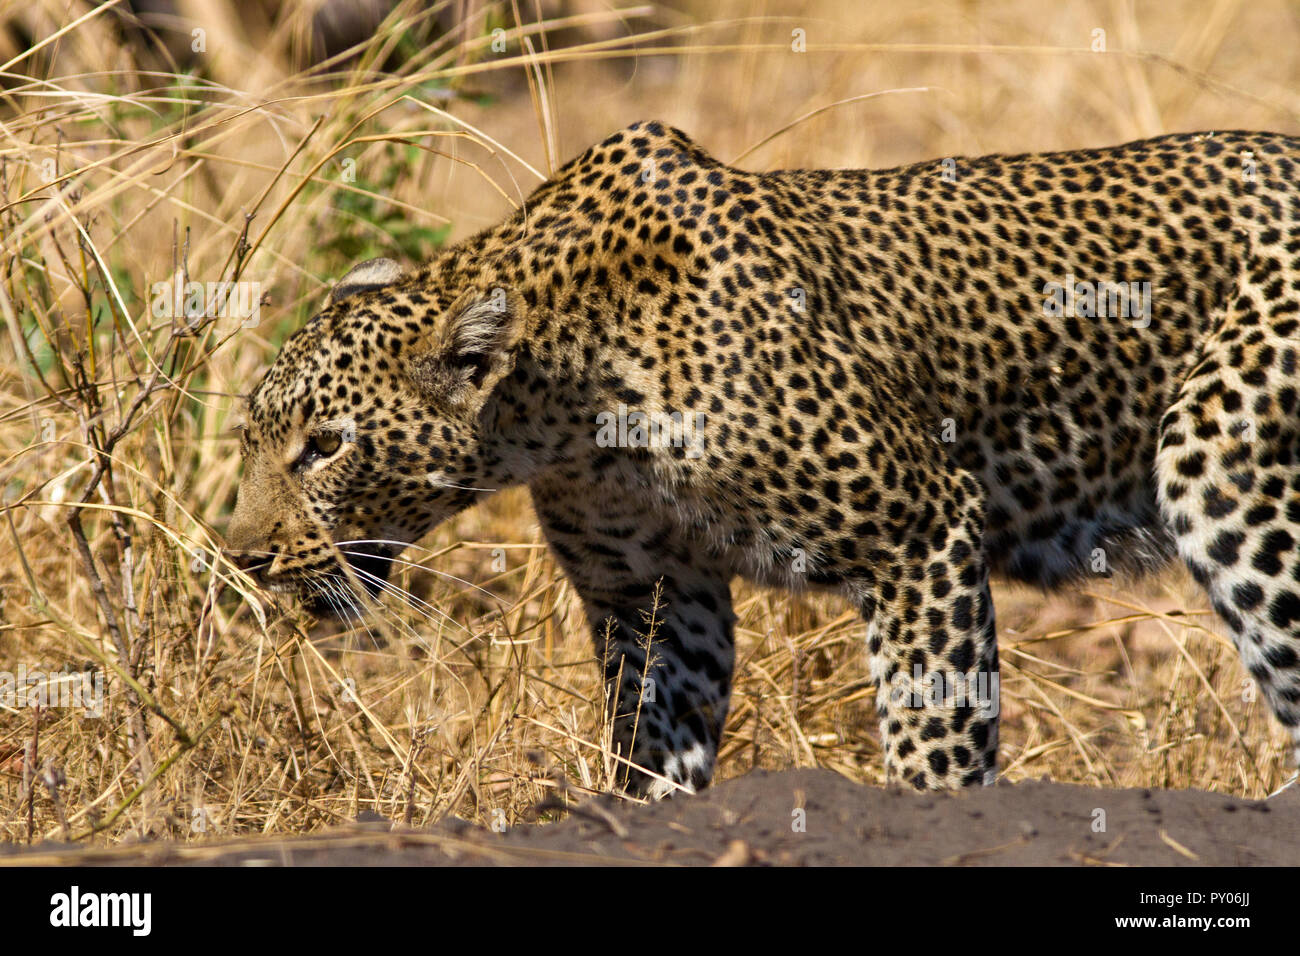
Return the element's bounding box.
[1,0,1298,846]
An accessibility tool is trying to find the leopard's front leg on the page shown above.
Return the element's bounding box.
[584,571,736,797]
[530,481,735,798]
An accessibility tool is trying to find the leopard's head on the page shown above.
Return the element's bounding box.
[226,257,531,615]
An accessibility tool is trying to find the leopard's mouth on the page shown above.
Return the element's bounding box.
[297,544,397,617]
[340,546,397,597]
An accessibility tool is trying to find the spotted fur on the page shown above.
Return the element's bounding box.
[228,121,1300,795]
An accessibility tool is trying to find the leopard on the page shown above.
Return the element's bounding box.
[227,120,1300,797]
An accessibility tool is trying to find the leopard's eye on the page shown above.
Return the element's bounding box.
[295,430,344,471]
[312,431,342,457]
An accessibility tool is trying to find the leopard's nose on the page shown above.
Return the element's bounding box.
[227,549,272,576]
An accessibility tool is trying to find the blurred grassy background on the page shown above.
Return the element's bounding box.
[1,0,1297,844]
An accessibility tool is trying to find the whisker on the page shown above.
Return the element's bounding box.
[340,550,501,603]
[333,542,503,602]
[322,571,443,651]
[428,477,497,493]
[306,578,348,631]
[316,574,376,648]
[323,570,489,661]
[342,566,467,634]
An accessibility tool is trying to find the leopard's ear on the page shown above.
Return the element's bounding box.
[409,286,525,408]
[325,257,405,308]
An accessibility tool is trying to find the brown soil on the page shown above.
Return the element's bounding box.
[5,769,1298,866]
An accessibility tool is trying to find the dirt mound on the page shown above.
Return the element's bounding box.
[6,769,1298,866]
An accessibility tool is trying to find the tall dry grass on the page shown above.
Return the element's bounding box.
[0,0,1298,845]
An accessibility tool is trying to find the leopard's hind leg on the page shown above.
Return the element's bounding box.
[1155,234,1300,772]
